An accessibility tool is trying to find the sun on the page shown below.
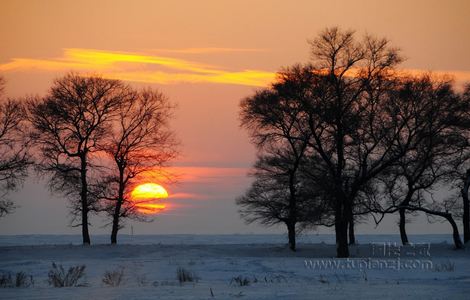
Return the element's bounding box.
[131,183,169,214]
[131,183,169,200]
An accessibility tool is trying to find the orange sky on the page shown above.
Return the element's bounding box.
[1,0,470,235]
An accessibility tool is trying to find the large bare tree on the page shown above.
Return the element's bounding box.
[301,28,421,257]
[28,73,130,244]
[100,88,178,244]
[0,76,31,216]
[240,28,420,257]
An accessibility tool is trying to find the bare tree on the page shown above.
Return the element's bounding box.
[240,27,470,256]
[100,88,178,244]
[241,28,421,257]
[237,150,335,249]
[256,28,407,257]
[370,75,468,248]
[28,73,130,245]
[458,85,470,243]
[461,169,470,243]
[304,28,409,257]
[239,74,314,251]
[0,76,31,216]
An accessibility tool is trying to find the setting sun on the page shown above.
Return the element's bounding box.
[131,183,168,214]
[131,183,169,200]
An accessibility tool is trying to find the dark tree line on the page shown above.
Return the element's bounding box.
[238,27,470,257]
[0,73,178,245]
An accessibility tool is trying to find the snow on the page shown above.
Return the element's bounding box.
[0,234,469,299]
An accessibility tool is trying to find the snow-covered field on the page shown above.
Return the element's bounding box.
[1,234,469,299]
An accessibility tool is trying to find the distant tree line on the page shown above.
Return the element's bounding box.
[238,27,470,257]
[0,73,178,245]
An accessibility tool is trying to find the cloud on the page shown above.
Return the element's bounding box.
[2,48,468,88]
[0,48,275,87]
[148,47,266,54]
[313,67,470,86]
[399,68,470,85]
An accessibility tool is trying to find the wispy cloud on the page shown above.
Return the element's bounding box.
[0,48,275,87]
[2,48,469,87]
[314,67,470,86]
[399,68,470,85]
[148,47,267,54]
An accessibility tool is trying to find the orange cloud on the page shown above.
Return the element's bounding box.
[2,48,468,87]
[135,203,167,215]
[149,47,266,54]
[312,67,470,86]
[0,48,275,87]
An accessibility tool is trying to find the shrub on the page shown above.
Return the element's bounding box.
[230,275,251,286]
[102,267,125,287]
[48,263,86,287]
[176,267,197,284]
[0,273,11,288]
[15,272,33,287]
[0,271,33,288]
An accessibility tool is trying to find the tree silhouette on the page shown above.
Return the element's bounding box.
[100,88,178,244]
[0,76,31,216]
[239,77,313,251]
[369,75,470,248]
[240,27,429,257]
[303,28,408,257]
[28,73,130,245]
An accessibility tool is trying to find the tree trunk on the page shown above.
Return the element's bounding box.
[347,203,355,245]
[80,154,91,245]
[461,169,470,244]
[445,214,464,249]
[336,219,349,257]
[399,207,409,245]
[348,218,355,245]
[286,165,299,252]
[287,221,296,252]
[110,200,121,244]
[404,205,463,249]
[335,201,349,258]
[111,167,125,245]
[110,220,119,244]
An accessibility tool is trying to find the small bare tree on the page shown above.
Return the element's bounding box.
[239,76,315,251]
[28,73,130,244]
[101,88,178,244]
[0,76,31,216]
[237,152,332,251]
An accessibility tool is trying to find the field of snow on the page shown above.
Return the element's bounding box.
[1,234,469,299]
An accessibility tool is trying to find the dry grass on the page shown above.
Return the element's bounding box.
[176,267,198,284]
[47,263,86,287]
[0,271,33,288]
[102,267,125,287]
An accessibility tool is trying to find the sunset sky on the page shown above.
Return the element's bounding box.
[1,0,470,235]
